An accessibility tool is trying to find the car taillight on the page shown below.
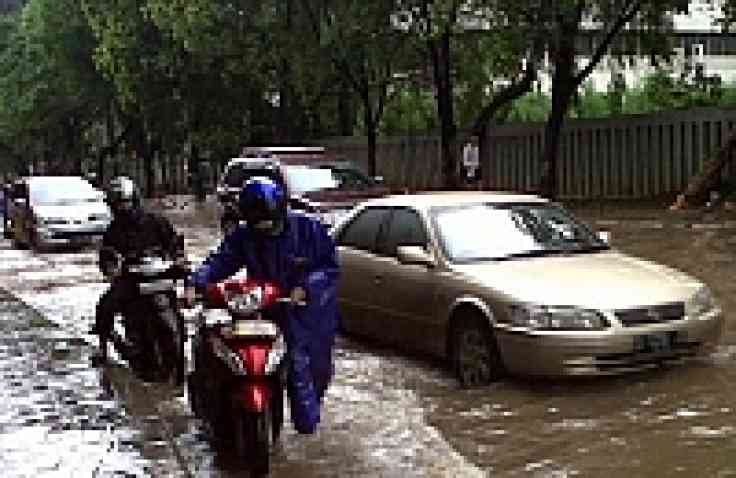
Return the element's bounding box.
[206,279,282,310]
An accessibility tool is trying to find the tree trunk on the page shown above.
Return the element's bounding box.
[364,99,378,178]
[277,0,293,142]
[433,27,459,189]
[539,20,578,200]
[338,80,354,136]
[672,130,736,209]
[477,123,488,187]
[99,104,114,183]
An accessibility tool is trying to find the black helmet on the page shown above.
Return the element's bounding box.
[106,176,140,216]
[238,176,287,236]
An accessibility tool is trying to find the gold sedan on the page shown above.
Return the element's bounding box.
[332,193,723,386]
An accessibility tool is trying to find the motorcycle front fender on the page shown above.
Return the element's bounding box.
[236,382,272,413]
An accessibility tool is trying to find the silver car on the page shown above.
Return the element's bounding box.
[333,193,723,385]
[8,176,112,250]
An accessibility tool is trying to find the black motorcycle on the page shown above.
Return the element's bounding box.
[101,245,187,384]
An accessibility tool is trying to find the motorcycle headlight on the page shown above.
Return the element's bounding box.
[685,286,716,319]
[509,304,608,331]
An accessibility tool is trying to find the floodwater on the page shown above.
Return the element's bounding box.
[1,203,736,477]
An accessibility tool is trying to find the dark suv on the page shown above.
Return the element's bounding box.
[216,157,286,234]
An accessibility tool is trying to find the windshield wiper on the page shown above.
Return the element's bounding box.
[456,249,567,263]
[567,244,610,253]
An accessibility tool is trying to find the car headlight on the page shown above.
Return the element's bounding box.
[685,286,716,319]
[509,304,609,330]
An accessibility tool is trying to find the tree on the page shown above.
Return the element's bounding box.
[298,0,417,178]
[396,0,545,188]
[0,0,113,175]
[533,0,692,199]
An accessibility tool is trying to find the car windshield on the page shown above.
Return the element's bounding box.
[29,179,101,205]
[433,202,609,263]
[320,166,374,189]
[284,166,339,195]
[224,165,281,188]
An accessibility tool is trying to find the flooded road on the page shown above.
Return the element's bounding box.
[2,208,736,477]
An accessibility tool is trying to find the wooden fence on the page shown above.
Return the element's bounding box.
[321,107,736,198]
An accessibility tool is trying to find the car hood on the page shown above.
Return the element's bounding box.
[33,202,110,220]
[453,250,701,309]
[301,187,391,208]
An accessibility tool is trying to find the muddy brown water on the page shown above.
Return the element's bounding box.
[1,202,736,477]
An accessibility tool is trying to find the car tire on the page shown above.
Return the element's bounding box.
[11,224,27,250]
[451,312,505,388]
[29,227,42,252]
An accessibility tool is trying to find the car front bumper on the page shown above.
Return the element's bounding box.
[36,223,107,246]
[495,309,724,376]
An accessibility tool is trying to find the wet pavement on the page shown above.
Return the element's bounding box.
[2,201,736,477]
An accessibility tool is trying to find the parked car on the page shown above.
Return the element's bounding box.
[333,192,724,386]
[216,155,389,231]
[7,176,112,250]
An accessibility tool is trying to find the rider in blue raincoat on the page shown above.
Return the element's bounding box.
[185,177,339,434]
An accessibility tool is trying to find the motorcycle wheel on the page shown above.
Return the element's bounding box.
[187,372,200,417]
[234,408,272,476]
[271,374,285,442]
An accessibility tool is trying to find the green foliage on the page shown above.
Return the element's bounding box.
[506,91,551,123]
[0,0,113,173]
[571,83,610,119]
[504,70,736,123]
[380,87,437,134]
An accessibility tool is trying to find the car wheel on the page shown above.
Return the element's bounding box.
[452,313,505,388]
[11,224,27,250]
[29,227,42,252]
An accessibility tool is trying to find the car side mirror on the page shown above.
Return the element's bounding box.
[597,230,611,244]
[397,245,435,267]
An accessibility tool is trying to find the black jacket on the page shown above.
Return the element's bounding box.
[99,209,182,276]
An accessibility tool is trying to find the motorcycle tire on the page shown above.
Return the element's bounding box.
[234,409,272,476]
[271,375,285,442]
[187,373,199,417]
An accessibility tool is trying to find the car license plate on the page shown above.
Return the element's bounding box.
[634,332,675,353]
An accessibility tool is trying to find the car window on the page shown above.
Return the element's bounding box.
[320,166,373,189]
[378,208,428,257]
[283,166,339,195]
[433,202,607,263]
[337,207,391,252]
[224,164,283,188]
[12,181,26,199]
[29,179,99,205]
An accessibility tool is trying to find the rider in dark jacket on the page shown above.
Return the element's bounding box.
[185,176,340,434]
[92,176,184,365]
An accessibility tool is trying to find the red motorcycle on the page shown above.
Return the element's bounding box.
[187,275,301,475]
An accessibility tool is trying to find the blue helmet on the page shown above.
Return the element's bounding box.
[238,176,287,235]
